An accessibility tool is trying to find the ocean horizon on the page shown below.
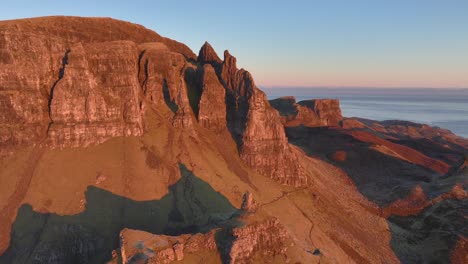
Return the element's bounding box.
[263,87,468,138]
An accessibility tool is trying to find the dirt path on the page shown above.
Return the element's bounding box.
[259,187,308,207]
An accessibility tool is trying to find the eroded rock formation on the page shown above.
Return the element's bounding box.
[0,17,308,187]
[0,16,195,152]
[227,217,290,263]
[270,96,343,127]
[118,228,218,264]
[47,41,144,147]
[240,191,258,213]
[116,217,290,264]
[197,64,227,132]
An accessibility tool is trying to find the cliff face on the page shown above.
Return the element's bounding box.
[116,217,290,264]
[270,96,343,127]
[0,17,307,186]
[199,44,308,186]
[48,41,144,147]
[197,64,227,132]
[0,16,193,151]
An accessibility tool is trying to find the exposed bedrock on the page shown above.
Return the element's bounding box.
[47,41,144,147]
[0,17,308,187]
[197,43,309,187]
[269,96,343,127]
[117,217,290,264]
[0,16,194,151]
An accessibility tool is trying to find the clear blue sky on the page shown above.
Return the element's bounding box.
[2,0,467,88]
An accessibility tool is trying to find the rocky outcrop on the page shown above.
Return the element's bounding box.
[198,41,222,65]
[299,99,343,126]
[197,64,227,132]
[227,217,290,264]
[270,96,343,127]
[118,228,218,264]
[240,191,257,213]
[196,43,310,186]
[48,41,143,147]
[0,16,308,187]
[0,16,195,151]
[216,51,309,187]
[239,88,308,186]
[138,42,196,129]
[117,217,290,264]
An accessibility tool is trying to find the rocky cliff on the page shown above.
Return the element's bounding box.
[0,16,307,187]
[0,16,195,151]
[198,43,308,187]
[0,16,467,264]
[270,96,343,127]
[115,217,290,264]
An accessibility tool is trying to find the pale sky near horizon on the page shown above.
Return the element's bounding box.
[1,0,467,88]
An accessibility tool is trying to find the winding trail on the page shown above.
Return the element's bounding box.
[259,187,316,251]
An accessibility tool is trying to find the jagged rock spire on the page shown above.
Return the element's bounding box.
[223,50,237,69]
[198,41,222,64]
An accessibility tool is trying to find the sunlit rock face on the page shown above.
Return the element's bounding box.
[0,16,308,187]
[0,16,195,152]
[47,41,144,148]
[270,96,343,127]
[117,217,290,264]
[197,64,227,133]
[214,50,309,187]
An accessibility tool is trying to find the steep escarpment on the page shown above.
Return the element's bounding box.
[198,43,308,187]
[48,41,144,147]
[270,96,343,127]
[0,16,191,153]
[0,17,307,187]
[197,64,227,132]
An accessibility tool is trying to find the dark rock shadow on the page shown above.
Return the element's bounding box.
[184,66,202,118]
[224,89,249,147]
[215,228,235,264]
[285,125,468,263]
[388,199,468,263]
[163,79,178,113]
[285,126,444,206]
[0,163,240,264]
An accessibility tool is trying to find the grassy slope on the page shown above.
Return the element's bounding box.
[0,105,399,263]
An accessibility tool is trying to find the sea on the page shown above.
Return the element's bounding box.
[263,88,468,138]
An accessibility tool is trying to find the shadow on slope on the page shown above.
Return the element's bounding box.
[285,126,444,206]
[388,198,468,263]
[0,164,240,264]
[286,125,468,263]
